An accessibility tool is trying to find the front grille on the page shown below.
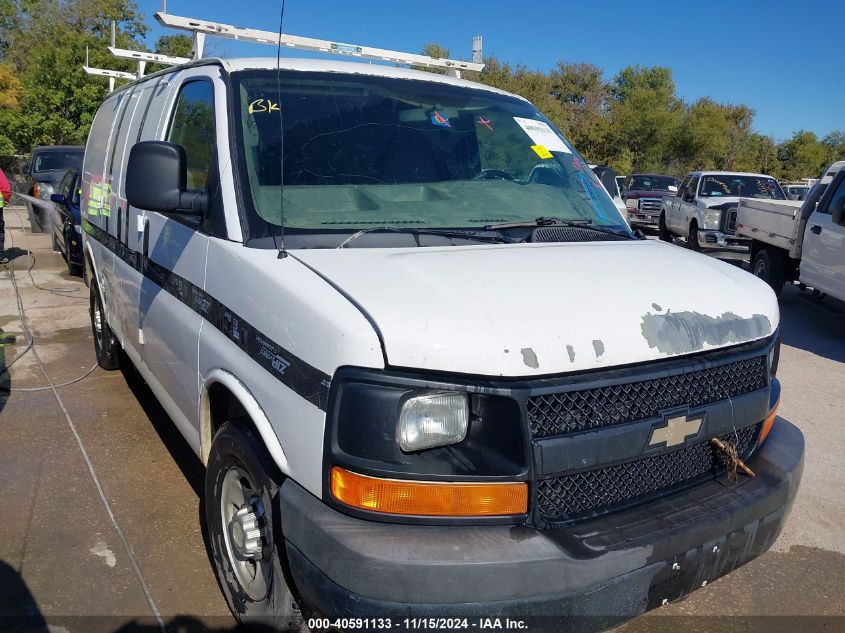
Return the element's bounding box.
[638,197,663,212]
[527,355,767,438]
[536,424,760,522]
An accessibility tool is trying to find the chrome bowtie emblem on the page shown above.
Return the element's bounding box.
[649,413,704,447]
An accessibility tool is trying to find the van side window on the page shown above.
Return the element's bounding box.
[167,80,216,190]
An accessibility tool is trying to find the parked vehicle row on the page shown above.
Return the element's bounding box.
[659,171,786,256]
[22,145,83,232]
[738,161,845,302]
[79,55,798,630]
[622,173,678,228]
[49,168,84,276]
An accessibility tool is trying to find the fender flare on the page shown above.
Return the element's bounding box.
[200,368,291,476]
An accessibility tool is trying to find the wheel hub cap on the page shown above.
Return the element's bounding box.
[220,466,272,600]
[228,500,266,560]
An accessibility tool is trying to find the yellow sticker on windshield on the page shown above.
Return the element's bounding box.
[531,144,553,159]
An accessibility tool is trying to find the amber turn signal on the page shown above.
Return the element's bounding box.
[758,396,780,444]
[330,467,528,517]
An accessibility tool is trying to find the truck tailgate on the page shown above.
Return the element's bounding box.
[736,198,802,252]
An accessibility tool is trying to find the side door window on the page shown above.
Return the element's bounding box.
[167,80,216,191]
[70,173,81,206]
[687,176,700,202]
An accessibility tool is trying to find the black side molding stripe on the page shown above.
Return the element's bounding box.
[84,219,331,410]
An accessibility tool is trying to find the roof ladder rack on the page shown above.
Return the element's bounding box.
[154,12,484,77]
[82,20,191,91]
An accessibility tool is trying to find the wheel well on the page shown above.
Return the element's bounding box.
[207,382,249,440]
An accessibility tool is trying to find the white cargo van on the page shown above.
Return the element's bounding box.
[82,56,801,629]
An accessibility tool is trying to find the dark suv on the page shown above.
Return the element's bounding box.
[23,146,84,232]
[623,173,679,227]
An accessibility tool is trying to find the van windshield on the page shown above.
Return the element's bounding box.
[231,70,626,240]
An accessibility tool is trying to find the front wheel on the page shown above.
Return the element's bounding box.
[752,248,785,297]
[206,422,302,631]
[658,212,672,242]
[688,223,701,252]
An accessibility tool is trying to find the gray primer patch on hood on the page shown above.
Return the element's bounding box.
[592,340,605,358]
[566,345,576,363]
[521,347,539,369]
[640,310,772,355]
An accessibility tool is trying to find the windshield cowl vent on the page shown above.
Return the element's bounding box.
[530,226,628,243]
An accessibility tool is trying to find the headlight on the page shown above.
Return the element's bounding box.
[36,182,54,200]
[625,198,637,208]
[702,208,722,229]
[398,391,468,452]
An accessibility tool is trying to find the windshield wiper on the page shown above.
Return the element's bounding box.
[484,217,634,239]
[337,227,515,249]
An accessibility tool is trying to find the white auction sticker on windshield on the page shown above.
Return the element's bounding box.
[513,117,571,153]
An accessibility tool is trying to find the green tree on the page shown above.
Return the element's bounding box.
[778,131,830,180]
[548,61,611,163]
[607,65,683,172]
[0,0,147,151]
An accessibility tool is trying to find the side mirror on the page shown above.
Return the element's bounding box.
[126,141,208,216]
[50,193,67,204]
[832,196,845,226]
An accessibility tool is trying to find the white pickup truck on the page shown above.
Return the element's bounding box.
[660,171,785,257]
[737,161,845,300]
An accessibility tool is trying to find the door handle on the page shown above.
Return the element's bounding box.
[141,219,149,271]
[811,225,822,235]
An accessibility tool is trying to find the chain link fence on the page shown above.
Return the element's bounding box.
[1,154,50,233]
[0,155,31,203]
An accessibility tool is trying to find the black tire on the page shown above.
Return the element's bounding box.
[206,422,302,631]
[752,248,785,297]
[90,278,121,370]
[688,222,701,252]
[658,212,672,242]
[65,232,83,277]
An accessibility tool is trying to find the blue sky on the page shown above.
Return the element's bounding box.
[136,0,843,141]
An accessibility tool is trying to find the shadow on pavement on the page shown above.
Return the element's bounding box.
[0,559,47,632]
[778,286,845,364]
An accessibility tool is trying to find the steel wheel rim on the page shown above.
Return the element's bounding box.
[220,466,271,600]
[753,258,766,279]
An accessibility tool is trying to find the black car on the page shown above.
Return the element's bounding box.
[23,146,84,232]
[49,168,84,276]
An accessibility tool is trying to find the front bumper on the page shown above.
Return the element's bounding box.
[281,420,803,629]
[628,211,659,226]
[697,229,750,253]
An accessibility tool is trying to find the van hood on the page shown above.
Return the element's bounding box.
[294,240,778,377]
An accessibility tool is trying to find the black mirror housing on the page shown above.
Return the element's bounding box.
[832,196,845,226]
[126,141,208,216]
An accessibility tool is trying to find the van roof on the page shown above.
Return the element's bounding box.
[221,57,525,100]
[116,56,526,102]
